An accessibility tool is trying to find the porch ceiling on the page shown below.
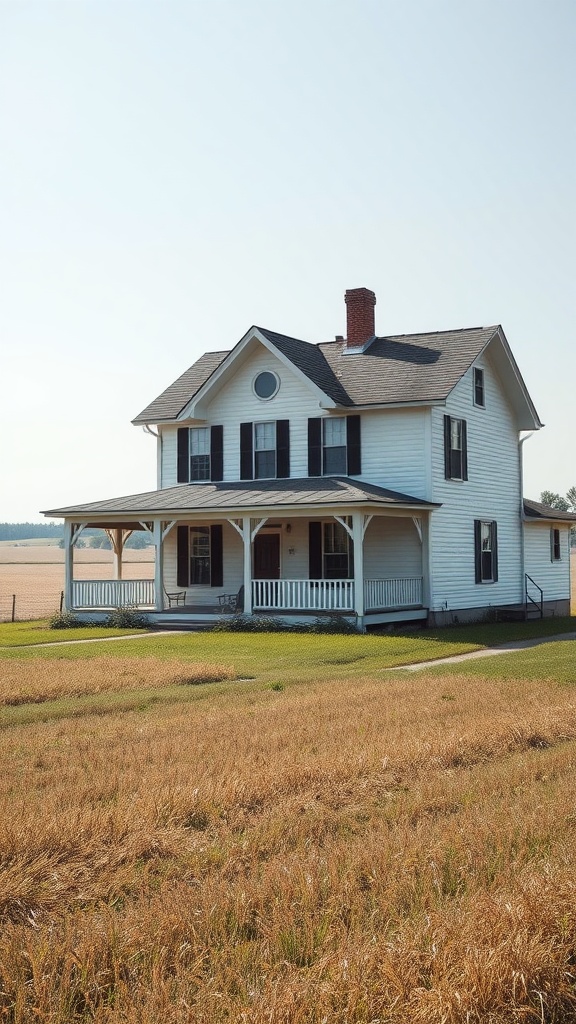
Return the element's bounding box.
[42,477,439,520]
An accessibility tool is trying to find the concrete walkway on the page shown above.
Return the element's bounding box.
[1,631,181,650]
[394,631,576,672]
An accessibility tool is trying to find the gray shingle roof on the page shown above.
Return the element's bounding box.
[43,478,438,518]
[132,324,500,423]
[524,499,576,522]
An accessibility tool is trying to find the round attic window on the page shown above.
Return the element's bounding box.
[253,370,280,400]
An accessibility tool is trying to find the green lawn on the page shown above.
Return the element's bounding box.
[424,637,576,683]
[0,616,574,679]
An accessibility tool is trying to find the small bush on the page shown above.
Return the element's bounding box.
[307,613,360,634]
[48,611,81,630]
[102,607,149,629]
[212,614,287,633]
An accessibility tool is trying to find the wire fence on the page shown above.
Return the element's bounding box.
[0,591,64,623]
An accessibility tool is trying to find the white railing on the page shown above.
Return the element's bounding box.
[252,579,355,611]
[72,579,155,609]
[364,577,423,610]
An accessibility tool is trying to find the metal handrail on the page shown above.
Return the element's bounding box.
[524,573,543,618]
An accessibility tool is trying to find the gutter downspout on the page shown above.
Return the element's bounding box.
[143,425,162,489]
[519,431,535,600]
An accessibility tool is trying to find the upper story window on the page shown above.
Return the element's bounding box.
[307,416,361,477]
[551,527,561,561]
[190,427,210,481]
[177,425,223,484]
[474,367,485,407]
[323,417,347,474]
[253,371,280,400]
[240,420,290,480]
[444,415,468,481]
[254,422,276,479]
[474,520,498,583]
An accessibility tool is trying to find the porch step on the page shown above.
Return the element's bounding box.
[149,620,215,632]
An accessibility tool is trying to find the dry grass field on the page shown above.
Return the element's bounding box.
[0,545,154,621]
[1,642,576,1022]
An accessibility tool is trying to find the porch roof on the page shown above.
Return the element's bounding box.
[43,477,439,519]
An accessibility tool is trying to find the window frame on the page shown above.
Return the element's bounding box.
[322,416,347,476]
[189,427,211,482]
[474,519,498,584]
[444,415,468,481]
[253,421,277,480]
[473,367,485,408]
[189,526,211,585]
[322,520,352,579]
[551,527,562,562]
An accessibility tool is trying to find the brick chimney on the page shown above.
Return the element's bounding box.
[344,287,376,353]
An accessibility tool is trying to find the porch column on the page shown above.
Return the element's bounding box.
[64,520,74,611]
[352,512,365,624]
[242,516,253,615]
[112,528,123,580]
[153,520,163,611]
[422,512,432,611]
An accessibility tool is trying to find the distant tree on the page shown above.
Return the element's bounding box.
[89,533,112,549]
[540,490,570,512]
[566,486,576,511]
[125,532,152,549]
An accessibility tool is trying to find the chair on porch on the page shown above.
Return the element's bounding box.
[217,585,244,614]
[163,585,186,608]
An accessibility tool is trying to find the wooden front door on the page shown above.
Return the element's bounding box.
[253,533,280,579]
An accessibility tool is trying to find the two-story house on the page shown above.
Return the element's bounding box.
[44,287,575,628]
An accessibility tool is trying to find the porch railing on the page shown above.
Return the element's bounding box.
[252,579,355,611]
[72,579,155,609]
[364,577,423,610]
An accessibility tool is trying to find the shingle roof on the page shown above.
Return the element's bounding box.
[132,324,500,423]
[524,499,576,522]
[43,478,438,518]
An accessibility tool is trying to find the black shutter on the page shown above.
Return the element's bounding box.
[444,416,451,479]
[309,522,323,578]
[474,520,481,584]
[308,418,322,476]
[177,525,189,587]
[177,428,190,484]
[492,521,498,582]
[240,422,253,480]
[210,524,223,587]
[210,425,223,481]
[346,416,361,475]
[276,420,290,479]
[348,531,354,580]
[461,420,468,481]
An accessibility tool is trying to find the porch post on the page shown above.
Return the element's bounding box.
[351,512,365,626]
[64,520,74,611]
[422,512,432,611]
[242,516,253,615]
[112,528,123,580]
[153,520,163,611]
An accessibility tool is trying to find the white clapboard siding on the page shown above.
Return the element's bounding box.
[429,353,523,612]
[160,342,429,490]
[524,523,572,601]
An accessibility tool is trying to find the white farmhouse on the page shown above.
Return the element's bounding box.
[44,288,575,628]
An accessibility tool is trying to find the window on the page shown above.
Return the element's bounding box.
[254,422,276,479]
[308,416,361,477]
[323,521,351,578]
[473,367,485,407]
[177,425,223,484]
[240,421,290,480]
[323,417,347,474]
[253,371,280,400]
[551,527,561,561]
[189,527,211,584]
[444,415,468,481]
[474,520,498,583]
[190,427,210,481]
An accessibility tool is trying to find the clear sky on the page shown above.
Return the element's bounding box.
[1,0,574,522]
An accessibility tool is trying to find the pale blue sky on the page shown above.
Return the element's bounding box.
[1,0,574,521]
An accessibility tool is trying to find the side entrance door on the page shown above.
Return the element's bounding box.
[253,533,281,579]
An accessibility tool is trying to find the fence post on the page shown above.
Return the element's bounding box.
[11,594,16,623]
[60,590,64,613]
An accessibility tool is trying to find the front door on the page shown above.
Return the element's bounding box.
[253,533,280,579]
